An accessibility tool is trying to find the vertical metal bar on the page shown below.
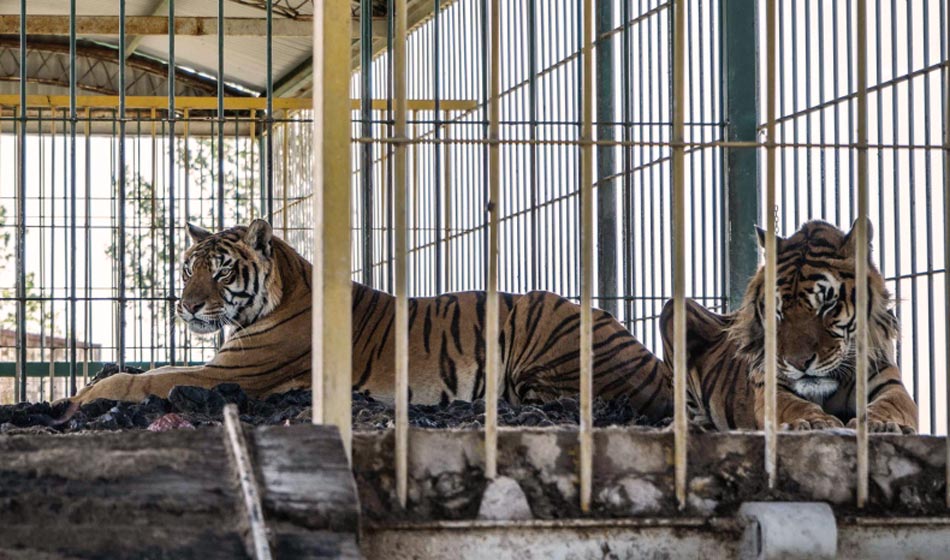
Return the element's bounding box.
[621,0,632,330]
[393,0,410,505]
[942,0,950,505]
[855,0,869,509]
[361,0,375,287]
[433,0,443,295]
[671,0,688,509]
[763,0,778,491]
[528,0,538,292]
[579,0,595,514]
[595,0,616,318]
[68,0,78,395]
[921,0,935,438]
[217,0,225,232]
[312,0,353,456]
[168,0,177,366]
[386,0,395,294]
[15,0,27,402]
[485,0,501,482]
[117,0,127,371]
[84,107,91,384]
[721,0,760,311]
[266,0,274,221]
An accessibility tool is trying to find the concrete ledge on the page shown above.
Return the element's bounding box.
[352,427,946,521]
[360,517,950,560]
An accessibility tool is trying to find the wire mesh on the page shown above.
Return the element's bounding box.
[763,0,949,435]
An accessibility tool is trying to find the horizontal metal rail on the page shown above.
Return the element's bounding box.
[0,95,476,112]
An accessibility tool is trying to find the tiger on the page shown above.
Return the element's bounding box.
[62,219,672,422]
[660,219,918,434]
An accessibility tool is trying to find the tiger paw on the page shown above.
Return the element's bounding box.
[780,415,844,431]
[847,417,915,434]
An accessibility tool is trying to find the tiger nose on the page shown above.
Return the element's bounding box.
[181,300,203,314]
[788,353,817,371]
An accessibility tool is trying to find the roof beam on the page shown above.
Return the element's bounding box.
[0,15,312,36]
[125,0,170,59]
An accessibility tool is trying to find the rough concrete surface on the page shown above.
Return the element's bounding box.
[353,427,947,521]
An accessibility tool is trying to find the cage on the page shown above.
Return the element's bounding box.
[0,0,949,555]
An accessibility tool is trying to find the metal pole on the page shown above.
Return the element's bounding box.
[168,0,177,366]
[266,0,274,221]
[595,0,617,318]
[942,0,950,506]
[393,0,410,505]
[484,0,501,482]
[763,0,778,491]
[672,0,689,509]
[217,0,224,232]
[117,0,127,371]
[312,0,353,456]
[15,0,27,402]
[361,0,375,286]
[579,0,595,513]
[855,0,869,509]
[68,0,78,395]
[721,0,760,311]
[433,0,443,295]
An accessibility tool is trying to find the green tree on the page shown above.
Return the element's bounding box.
[0,206,54,334]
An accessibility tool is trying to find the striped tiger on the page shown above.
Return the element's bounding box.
[660,219,918,434]
[64,220,672,422]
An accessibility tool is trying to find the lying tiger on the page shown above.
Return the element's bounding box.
[660,219,918,434]
[64,219,672,421]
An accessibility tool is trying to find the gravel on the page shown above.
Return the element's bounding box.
[0,364,669,434]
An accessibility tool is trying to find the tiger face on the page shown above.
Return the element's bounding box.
[177,219,281,334]
[735,219,898,403]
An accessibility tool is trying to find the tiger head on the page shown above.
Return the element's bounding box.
[731,219,898,402]
[177,219,282,334]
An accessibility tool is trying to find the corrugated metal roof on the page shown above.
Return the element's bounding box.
[0,0,437,98]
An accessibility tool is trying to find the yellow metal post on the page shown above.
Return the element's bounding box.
[855,0,870,509]
[579,0,595,513]
[312,0,352,459]
[671,0,689,510]
[393,0,411,508]
[485,0,501,482]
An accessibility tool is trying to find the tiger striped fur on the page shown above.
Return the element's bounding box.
[67,220,672,421]
[660,220,918,434]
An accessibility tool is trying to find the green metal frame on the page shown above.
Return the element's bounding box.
[721,0,760,310]
[595,0,617,317]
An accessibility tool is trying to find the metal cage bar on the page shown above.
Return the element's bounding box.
[116,0,127,371]
[855,0,870,509]
[311,0,353,456]
[484,0,501,483]
[578,0,595,514]
[763,0,778,491]
[671,0,689,510]
[393,0,410,506]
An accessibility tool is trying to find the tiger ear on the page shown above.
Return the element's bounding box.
[841,218,874,257]
[186,222,212,243]
[244,219,273,256]
[755,225,784,251]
